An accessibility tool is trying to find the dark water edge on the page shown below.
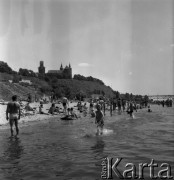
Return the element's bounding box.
[0,105,174,180]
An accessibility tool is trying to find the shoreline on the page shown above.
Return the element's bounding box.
[0,101,80,128]
[1,102,173,131]
[0,110,63,130]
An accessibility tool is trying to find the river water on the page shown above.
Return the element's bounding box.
[0,105,173,179]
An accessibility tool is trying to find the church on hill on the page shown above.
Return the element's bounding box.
[38,61,72,79]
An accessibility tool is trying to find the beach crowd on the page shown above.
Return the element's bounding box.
[4,93,173,137]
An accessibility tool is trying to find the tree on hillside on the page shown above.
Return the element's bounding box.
[93,89,101,94]
[134,95,143,102]
[144,95,149,101]
[125,93,130,100]
[113,91,120,99]
[86,76,93,81]
[0,61,14,74]
[93,78,104,85]
[28,70,36,77]
[101,90,105,96]
[51,77,58,84]
[18,68,36,77]
[54,87,64,98]
[73,74,86,81]
[144,95,149,106]
[44,76,50,82]
[76,90,87,101]
[64,87,71,98]
[40,85,52,94]
[19,68,29,76]
[73,74,105,85]
[130,93,133,100]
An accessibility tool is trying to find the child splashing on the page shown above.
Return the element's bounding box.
[95,104,104,135]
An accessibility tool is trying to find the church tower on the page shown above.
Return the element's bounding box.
[62,63,72,79]
[60,63,63,71]
[68,63,72,79]
[38,61,45,74]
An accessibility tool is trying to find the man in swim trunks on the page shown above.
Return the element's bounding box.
[95,104,104,135]
[6,95,21,136]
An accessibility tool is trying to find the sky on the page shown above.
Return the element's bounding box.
[0,0,173,95]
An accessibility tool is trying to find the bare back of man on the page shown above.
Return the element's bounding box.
[6,95,20,136]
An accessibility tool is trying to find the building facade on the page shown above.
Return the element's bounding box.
[38,61,72,79]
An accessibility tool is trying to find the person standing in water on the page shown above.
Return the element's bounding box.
[122,99,126,112]
[6,95,21,136]
[99,98,106,116]
[117,98,122,114]
[110,100,113,116]
[128,101,134,118]
[62,97,69,115]
[95,104,104,135]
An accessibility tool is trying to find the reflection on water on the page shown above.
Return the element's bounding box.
[90,136,106,174]
[5,137,24,161]
[1,136,24,180]
[91,137,105,156]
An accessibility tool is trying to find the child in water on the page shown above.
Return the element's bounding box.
[70,107,78,119]
[148,105,152,112]
[95,104,104,135]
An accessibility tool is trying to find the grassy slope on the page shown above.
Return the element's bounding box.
[56,79,114,97]
[0,73,48,87]
[0,82,37,101]
[0,73,47,101]
[0,72,114,101]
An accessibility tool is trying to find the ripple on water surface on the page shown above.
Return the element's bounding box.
[0,105,173,179]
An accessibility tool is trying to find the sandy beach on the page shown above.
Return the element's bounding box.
[0,101,80,126]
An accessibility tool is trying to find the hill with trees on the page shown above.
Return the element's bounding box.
[0,72,114,101]
[0,61,148,103]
